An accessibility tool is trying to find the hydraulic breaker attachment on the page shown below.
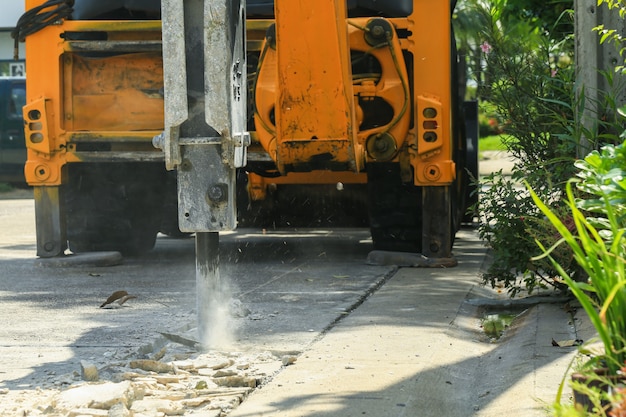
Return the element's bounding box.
[158,0,248,233]
[157,0,248,347]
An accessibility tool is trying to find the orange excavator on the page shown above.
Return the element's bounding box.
[16,0,477,265]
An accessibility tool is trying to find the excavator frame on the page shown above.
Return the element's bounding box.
[20,0,477,263]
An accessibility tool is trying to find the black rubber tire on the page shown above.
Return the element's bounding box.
[65,162,165,255]
[366,162,422,253]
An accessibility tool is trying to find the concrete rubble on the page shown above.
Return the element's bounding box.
[0,334,287,417]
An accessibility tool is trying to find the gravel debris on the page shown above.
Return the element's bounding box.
[0,331,288,417]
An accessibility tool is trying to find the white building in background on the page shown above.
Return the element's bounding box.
[0,3,26,75]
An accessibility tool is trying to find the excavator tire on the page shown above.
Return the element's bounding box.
[366,162,422,253]
[65,162,165,255]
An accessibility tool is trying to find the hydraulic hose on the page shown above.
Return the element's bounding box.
[12,0,74,60]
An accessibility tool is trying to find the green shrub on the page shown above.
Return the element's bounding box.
[471,1,580,294]
[532,141,626,416]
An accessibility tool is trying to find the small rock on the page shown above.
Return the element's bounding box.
[130,399,184,416]
[212,370,237,378]
[229,299,251,318]
[171,360,195,370]
[108,402,132,417]
[119,372,146,382]
[159,392,187,401]
[281,356,297,366]
[152,347,167,361]
[60,381,139,411]
[182,397,211,407]
[184,410,221,417]
[212,376,256,388]
[197,368,214,377]
[129,360,174,374]
[196,359,233,371]
[81,360,99,382]
[68,408,109,417]
[171,353,192,361]
[210,396,242,413]
[154,375,181,385]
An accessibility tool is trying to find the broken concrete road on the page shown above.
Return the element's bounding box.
[0,197,591,416]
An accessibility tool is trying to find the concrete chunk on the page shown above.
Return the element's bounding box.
[81,360,99,382]
[58,381,132,410]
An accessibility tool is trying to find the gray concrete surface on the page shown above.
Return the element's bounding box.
[229,231,591,417]
[0,198,394,384]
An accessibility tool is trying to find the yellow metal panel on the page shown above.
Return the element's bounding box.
[24,1,66,185]
[23,0,165,186]
[247,170,367,201]
[409,0,455,185]
[273,0,358,172]
[68,53,164,131]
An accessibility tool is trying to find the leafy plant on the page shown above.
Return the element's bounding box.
[469,0,626,294]
[531,168,626,415]
[477,170,573,295]
[530,141,626,379]
[531,179,626,374]
[595,0,626,75]
[554,368,622,416]
[575,136,626,230]
[466,0,581,294]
